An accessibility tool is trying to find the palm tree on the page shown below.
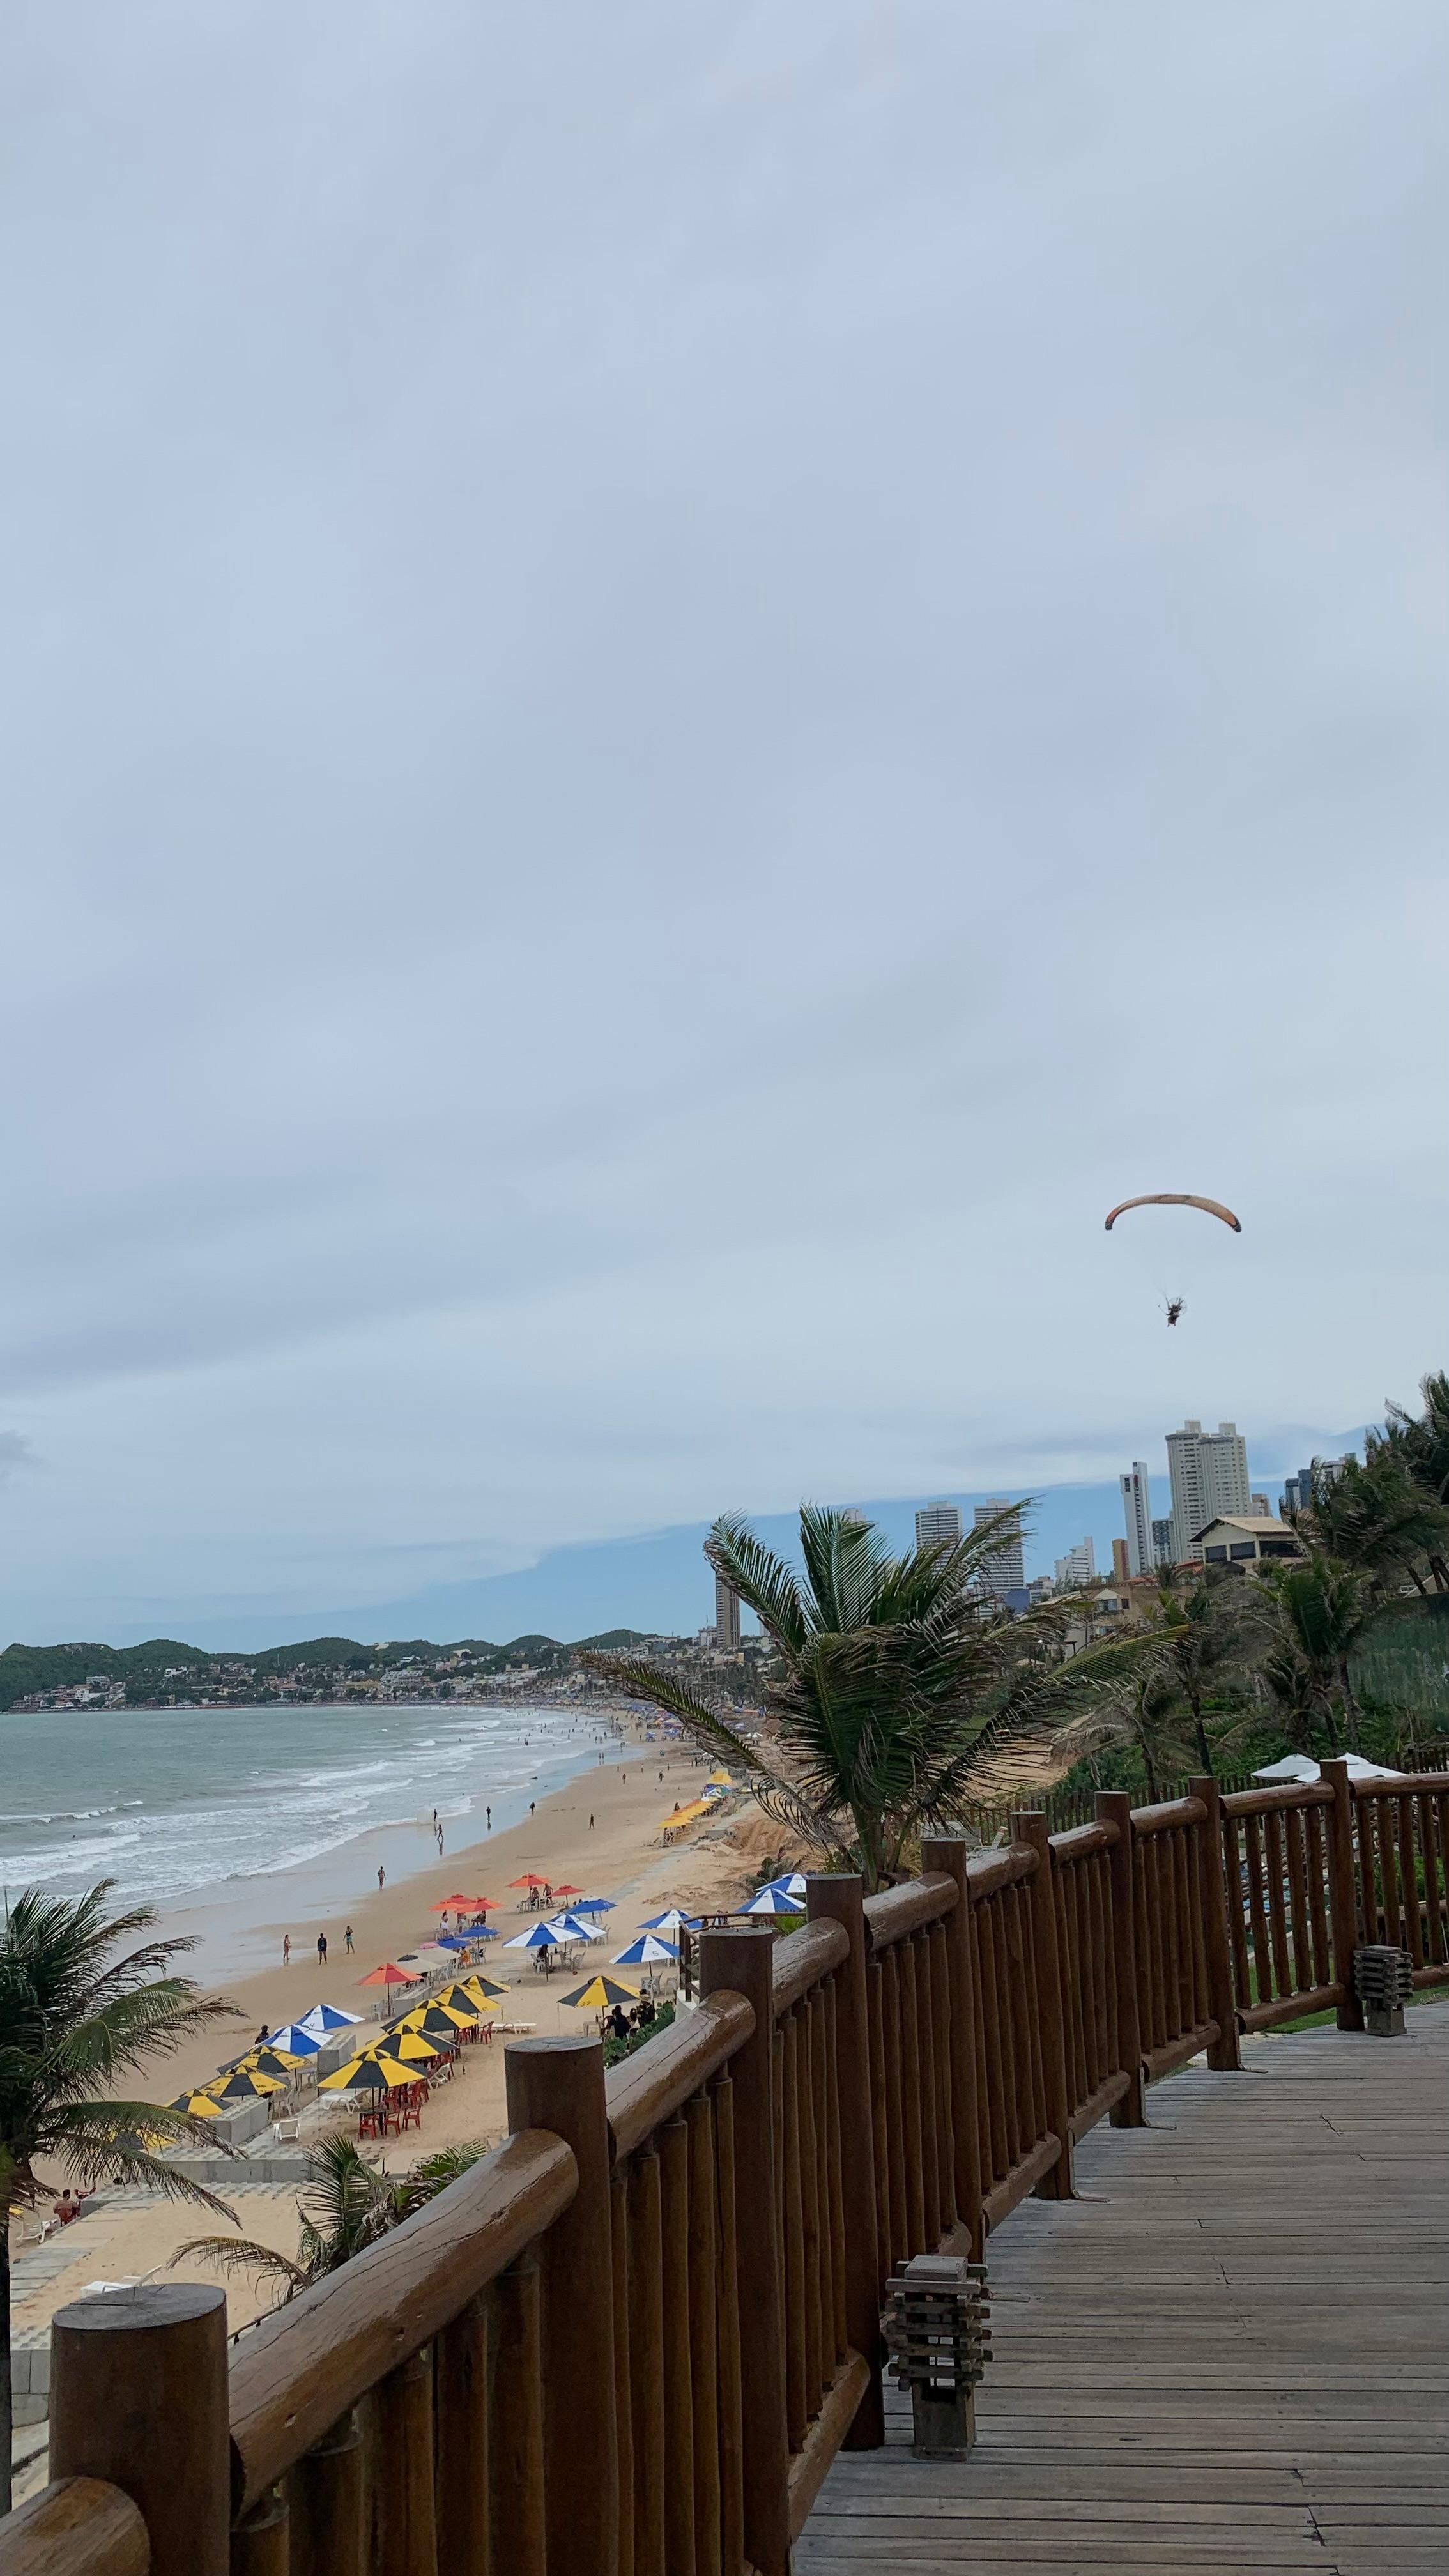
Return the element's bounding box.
[173,2133,487,2304]
[1149,1565,1250,1775]
[1256,1556,1379,1752]
[1061,1660,1188,1805]
[589,1504,1152,1889]
[1296,1447,1449,1599]
[1374,1369,1449,1589]
[0,1883,239,2510]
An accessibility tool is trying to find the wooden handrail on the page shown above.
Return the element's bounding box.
[606,1988,753,2158]
[0,2481,148,2576]
[860,1872,957,1949]
[1221,1781,1334,1816]
[1131,1794,1208,1837]
[770,1914,850,2014]
[965,1841,1038,1899]
[22,1774,1443,2576]
[228,2128,576,2513]
[1050,1818,1117,1862]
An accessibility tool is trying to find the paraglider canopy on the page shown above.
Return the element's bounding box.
[1104,1193,1241,1233]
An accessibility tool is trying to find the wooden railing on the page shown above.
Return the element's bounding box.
[4,1756,1443,2576]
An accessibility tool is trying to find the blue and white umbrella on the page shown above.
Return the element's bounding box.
[613,1934,679,1966]
[266,2022,323,2058]
[436,1928,497,1949]
[742,1884,804,1917]
[297,2002,362,2035]
[765,1873,808,1900]
[505,1921,567,1951]
[571,1896,616,1913]
[640,1909,702,1934]
[546,1913,604,1943]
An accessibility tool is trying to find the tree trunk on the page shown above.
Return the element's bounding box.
[1338,1660,1363,1753]
[1187,1681,1214,1776]
[1,2205,13,2517]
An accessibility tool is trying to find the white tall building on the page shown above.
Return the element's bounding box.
[714,1573,742,1652]
[973,1499,1024,1598]
[1167,1420,1250,1561]
[1119,1462,1154,1576]
[1054,1537,1096,1591]
[915,1501,963,1554]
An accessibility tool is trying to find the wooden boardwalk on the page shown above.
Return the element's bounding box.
[800,2004,1449,2576]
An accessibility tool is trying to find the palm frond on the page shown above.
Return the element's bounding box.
[705,1515,810,1652]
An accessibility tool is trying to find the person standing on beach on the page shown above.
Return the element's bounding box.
[378,1865,386,1891]
[344,1924,354,1954]
[589,1813,595,1830]
[486,1805,491,1830]
[282,1934,291,1966]
[316,1931,328,1967]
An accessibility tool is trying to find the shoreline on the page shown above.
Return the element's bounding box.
[152,1701,641,1984]
[150,1721,724,2099]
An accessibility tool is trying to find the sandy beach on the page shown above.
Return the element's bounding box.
[6,1719,797,2386]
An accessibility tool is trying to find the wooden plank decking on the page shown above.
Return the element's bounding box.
[799,2002,1449,2576]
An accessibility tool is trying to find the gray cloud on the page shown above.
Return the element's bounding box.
[1,3,1445,1639]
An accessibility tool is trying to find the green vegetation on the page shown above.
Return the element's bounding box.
[603,2001,676,2067]
[0,1627,657,1712]
[171,2133,487,2307]
[0,1883,240,2510]
[590,1503,1151,1889]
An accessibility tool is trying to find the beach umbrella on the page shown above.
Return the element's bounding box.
[551,1883,584,1899]
[266,2023,323,2058]
[237,2048,307,2081]
[571,1897,616,1914]
[319,2053,414,2093]
[640,1910,702,1934]
[296,2002,361,2037]
[545,1913,604,1943]
[709,1768,733,1786]
[611,1935,679,1967]
[358,1963,417,2008]
[509,1874,548,1890]
[205,2068,286,2103]
[562,1975,641,2012]
[763,1873,808,1899]
[392,2004,471,2041]
[742,1885,804,1917]
[458,1975,507,2006]
[505,1922,567,1951]
[368,2029,442,2064]
[170,2090,225,2118]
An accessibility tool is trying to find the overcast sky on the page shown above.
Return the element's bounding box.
[2,4,1445,1647]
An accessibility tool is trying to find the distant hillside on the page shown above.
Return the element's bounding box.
[0,1625,657,1711]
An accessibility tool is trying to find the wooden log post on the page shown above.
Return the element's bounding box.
[1012,1814,1073,2197]
[286,2412,364,2576]
[920,1836,984,2257]
[698,1924,791,2576]
[231,2488,289,2576]
[505,2035,619,2576]
[1321,1757,1366,2030]
[805,1874,884,2448]
[1097,1792,1146,2125]
[49,2285,229,2576]
[1190,1776,1243,2071]
[487,2258,546,2576]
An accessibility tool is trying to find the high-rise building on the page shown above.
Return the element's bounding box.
[1112,1537,1130,1584]
[1250,1493,1271,1519]
[1167,1420,1250,1561]
[1054,1537,1096,1591]
[973,1499,1024,1598]
[1119,1462,1154,1577]
[714,1574,742,1653]
[1151,1517,1174,1568]
[915,1501,963,1554]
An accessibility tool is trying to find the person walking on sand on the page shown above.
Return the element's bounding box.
[486,1805,491,1830]
[378,1865,386,1891]
[589,1813,595,1830]
[317,1931,328,1967]
[283,1934,291,1966]
[344,1923,354,1954]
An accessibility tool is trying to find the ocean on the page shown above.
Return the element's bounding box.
[0,1699,625,1970]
